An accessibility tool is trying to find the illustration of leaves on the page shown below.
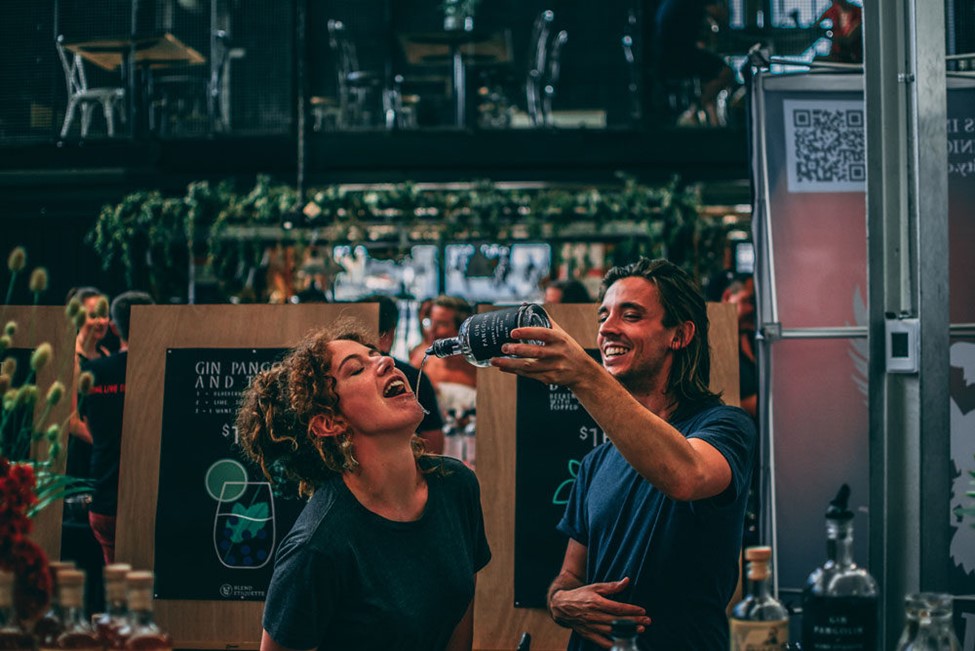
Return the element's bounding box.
[552,459,581,505]
[227,501,269,544]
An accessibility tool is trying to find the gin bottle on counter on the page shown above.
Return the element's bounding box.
[730,546,789,650]
[34,560,75,648]
[426,304,551,367]
[94,563,132,649]
[894,593,961,651]
[801,484,878,651]
[122,572,171,651]
[608,619,640,651]
[0,569,34,651]
[49,569,100,651]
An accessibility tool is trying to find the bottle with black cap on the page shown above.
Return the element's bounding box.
[426,304,551,367]
[609,619,640,651]
[801,484,879,650]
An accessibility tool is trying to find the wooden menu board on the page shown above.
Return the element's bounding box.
[473,302,738,651]
[115,304,376,650]
[0,306,77,560]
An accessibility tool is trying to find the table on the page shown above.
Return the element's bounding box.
[63,32,205,72]
[63,33,205,136]
[400,31,508,128]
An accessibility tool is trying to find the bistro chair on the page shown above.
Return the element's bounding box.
[326,19,382,129]
[56,35,126,138]
[526,11,568,128]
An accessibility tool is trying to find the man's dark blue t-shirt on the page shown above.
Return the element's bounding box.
[558,402,756,650]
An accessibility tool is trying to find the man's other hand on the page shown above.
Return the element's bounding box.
[549,577,651,649]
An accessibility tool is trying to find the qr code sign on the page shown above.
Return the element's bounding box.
[784,99,865,193]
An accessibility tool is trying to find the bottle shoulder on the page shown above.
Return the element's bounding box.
[732,596,790,621]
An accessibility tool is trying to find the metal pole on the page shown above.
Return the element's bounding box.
[748,67,780,593]
[295,0,307,204]
[864,0,948,647]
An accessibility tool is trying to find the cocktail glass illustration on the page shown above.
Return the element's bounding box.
[212,481,276,569]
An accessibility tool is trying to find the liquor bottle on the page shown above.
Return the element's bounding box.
[608,619,640,651]
[122,572,171,650]
[48,569,100,651]
[730,546,789,650]
[801,484,878,650]
[94,564,132,649]
[894,593,961,651]
[461,409,476,468]
[442,409,463,460]
[515,632,532,651]
[0,569,34,651]
[34,560,75,648]
[426,304,551,367]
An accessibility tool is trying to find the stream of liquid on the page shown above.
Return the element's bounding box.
[414,353,430,415]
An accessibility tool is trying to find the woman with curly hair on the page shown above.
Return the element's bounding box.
[236,319,491,651]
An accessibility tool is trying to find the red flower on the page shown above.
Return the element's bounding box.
[0,459,51,622]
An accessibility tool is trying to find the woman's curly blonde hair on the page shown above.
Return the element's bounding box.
[236,318,426,497]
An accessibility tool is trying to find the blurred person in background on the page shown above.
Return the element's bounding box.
[816,0,863,63]
[66,286,112,481]
[69,286,112,362]
[544,278,593,304]
[654,0,735,126]
[418,295,477,419]
[81,290,155,563]
[364,294,445,454]
[408,298,435,367]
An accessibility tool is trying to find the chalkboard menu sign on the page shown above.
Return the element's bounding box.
[514,350,606,608]
[154,348,304,601]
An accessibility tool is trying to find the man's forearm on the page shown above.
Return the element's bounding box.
[546,571,583,624]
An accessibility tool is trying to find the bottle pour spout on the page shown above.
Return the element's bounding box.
[427,336,463,359]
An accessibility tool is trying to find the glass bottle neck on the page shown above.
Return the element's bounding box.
[429,336,462,358]
[826,519,855,567]
[751,576,772,600]
[748,563,773,600]
[130,609,159,628]
[0,601,20,629]
[63,605,91,628]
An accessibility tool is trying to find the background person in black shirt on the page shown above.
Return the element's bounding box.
[80,290,155,564]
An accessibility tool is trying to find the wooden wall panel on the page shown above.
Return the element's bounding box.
[115,304,376,650]
[2,306,77,560]
[473,302,739,651]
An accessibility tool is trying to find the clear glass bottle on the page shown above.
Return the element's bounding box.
[730,546,789,650]
[50,569,100,651]
[462,409,476,468]
[94,564,132,649]
[34,560,75,648]
[122,572,171,650]
[894,593,961,651]
[802,484,878,650]
[426,304,551,367]
[609,619,640,651]
[442,409,463,460]
[0,569,34,651]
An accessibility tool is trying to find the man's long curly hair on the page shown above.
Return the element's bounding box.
[600,258,720,414]
[236,318,425,498]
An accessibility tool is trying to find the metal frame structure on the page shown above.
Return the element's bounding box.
[751,1,958,645]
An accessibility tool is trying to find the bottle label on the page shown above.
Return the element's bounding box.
[730,619,789,650]
[465,307,529,361]
[801,595,878,650]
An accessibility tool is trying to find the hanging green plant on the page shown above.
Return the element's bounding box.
[86,174,739,303]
